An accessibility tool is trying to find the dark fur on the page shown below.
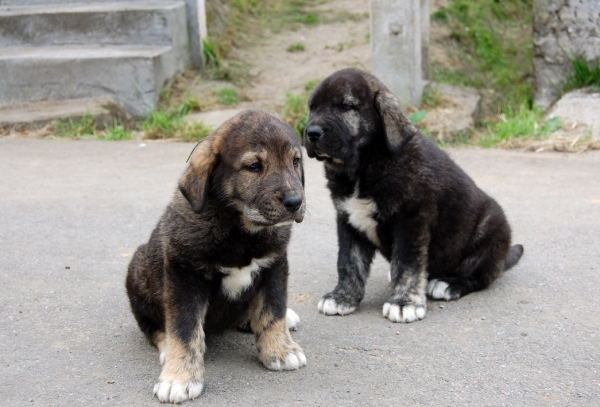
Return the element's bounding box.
[126,110,306,403]
[304,68,524,323]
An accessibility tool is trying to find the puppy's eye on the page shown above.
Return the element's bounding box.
[246,162,263,173]
[293,158,300,168]
[340,103,353,111]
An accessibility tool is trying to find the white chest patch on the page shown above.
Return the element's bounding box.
[337,188,380,247]
[220,256,275,300]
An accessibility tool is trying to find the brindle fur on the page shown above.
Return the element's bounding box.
[304,68,524,323]
[126,110,306,403]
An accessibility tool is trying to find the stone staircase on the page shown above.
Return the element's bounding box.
[0,0,192,127]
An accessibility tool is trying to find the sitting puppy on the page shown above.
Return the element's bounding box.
[126,110,307,403]
[304,68,523,323]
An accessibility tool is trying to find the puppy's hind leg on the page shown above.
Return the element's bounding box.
[126,244,165,349]
[428,211,520,301]
[319,216,376,316]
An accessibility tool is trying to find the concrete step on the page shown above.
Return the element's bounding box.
[0,98,128,131]
[0,45,181,116]
[0,2,188,50]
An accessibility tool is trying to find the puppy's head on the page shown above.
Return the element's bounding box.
[304,68,417,169]
[179,109,305,231]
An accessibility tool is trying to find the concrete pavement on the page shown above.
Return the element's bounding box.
[1,138,599,406]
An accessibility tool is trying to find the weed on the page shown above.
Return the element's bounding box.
[180,121,214,142]
[178,94,202,115]
[287,43,306,52]
[53,115,96,139]
[432,0,533,113]
[281,79,320,138]
[480,102,562,147]
[99,122,133,141]
[410,110,428,124]
[215,88,239,105]
[142,111,183,139]
[421,87,443,108]
[563,56,600,92]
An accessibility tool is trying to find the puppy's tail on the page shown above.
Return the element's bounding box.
[504,244,524,271]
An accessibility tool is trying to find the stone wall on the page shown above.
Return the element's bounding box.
[533,0,600,110]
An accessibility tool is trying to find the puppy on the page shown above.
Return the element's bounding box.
[304,68,523,323]
[126,109,307,403]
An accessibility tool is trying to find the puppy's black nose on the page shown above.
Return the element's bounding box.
[282,194,303,212]
[306,125,324,142]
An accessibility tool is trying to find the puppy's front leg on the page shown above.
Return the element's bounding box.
[319,214,376,316]
[251,258,306,371]
[383,218,430,323]
[154,274,209,403]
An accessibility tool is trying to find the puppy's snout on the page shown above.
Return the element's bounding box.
[282,193,303,213]
[306,125,324,142]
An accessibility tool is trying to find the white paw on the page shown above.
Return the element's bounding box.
[317,298,356,316]
[159,350,167,365]
[153,380,203,403]
[286,308,300,331]
[427,279,453,300]
[382,302,425,323]
[267,350,307,371]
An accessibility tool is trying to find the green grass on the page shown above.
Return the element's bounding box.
[53,115,96,139]
[432,0,533,113]
[287,43,306,52]
[564,56,600,92]
[99,122,133,141]
[409,110,427,125]
[215,88,239,105]
[480,102,562,147]
[282,79,321,138]
[179,121,214,142]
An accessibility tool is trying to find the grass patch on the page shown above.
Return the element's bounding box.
[282,79,321,139]
[53,115,96,139]
[479,102,562,147]
[215,88,239,105]
[563,56,600,92]
[99,122,133,141]
[287,43,306,52]
[432,0,533,113]
[409,110,427,125]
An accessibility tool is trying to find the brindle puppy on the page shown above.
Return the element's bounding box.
[126,110,306,403]
[304,68,523,323]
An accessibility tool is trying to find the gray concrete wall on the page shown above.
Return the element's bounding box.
[533,0,600,110]
[371,0,429,106]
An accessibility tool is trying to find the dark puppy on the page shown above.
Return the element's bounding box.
[126,110,306,403]
[304,68,523,323]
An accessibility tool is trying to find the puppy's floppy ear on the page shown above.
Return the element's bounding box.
[179,133,222,213]
[375,90,418,154]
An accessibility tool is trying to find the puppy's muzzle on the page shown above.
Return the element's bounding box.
[305,125,324,142]
[282,193,303,213]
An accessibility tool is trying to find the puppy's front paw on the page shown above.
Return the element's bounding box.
[382,302,426,323]
[317,296,356,316]
[263,348,307,371]
[153,380,203,404]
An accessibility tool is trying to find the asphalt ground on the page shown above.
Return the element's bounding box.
[1,138,599,406]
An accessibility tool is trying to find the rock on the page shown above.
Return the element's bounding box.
[419,83,481,142]
[546,89,600,140]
